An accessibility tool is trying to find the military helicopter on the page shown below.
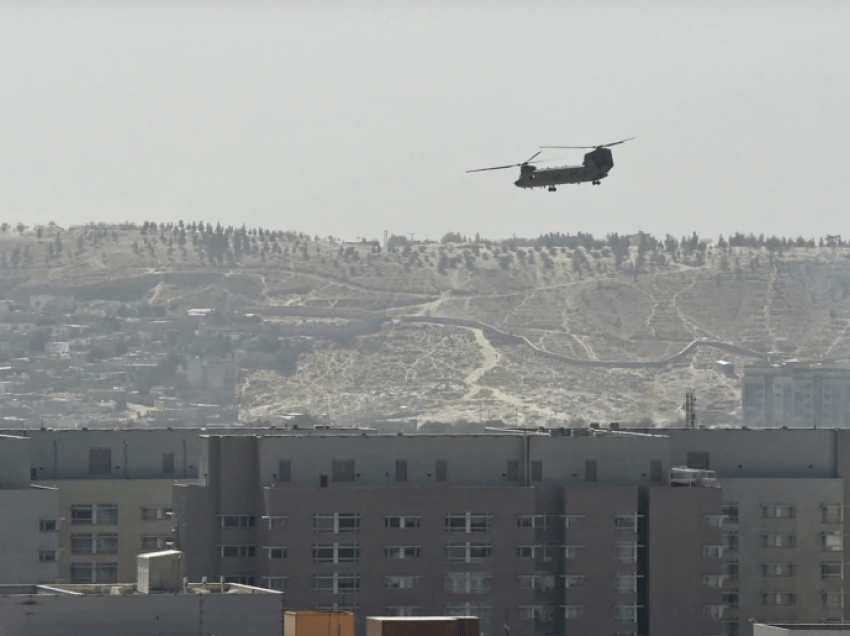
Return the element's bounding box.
[466,138,634,192]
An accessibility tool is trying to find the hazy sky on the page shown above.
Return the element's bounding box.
[1,1,848,241]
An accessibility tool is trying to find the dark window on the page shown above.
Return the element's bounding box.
[585,460,597,483]
[31,468,37,480]
[650,460,663,483]
[507,460,519,481]
[89,448,112,475]
[162,453,175,475]
[395,460,408,482]
[332,460,355,483]
[436,460,448,482]
[687,452,710,470]
[278,460,291,483]
[320,475,328,488]
[531,461,543,482]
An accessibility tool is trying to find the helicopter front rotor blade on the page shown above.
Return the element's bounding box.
[465,163,520,173]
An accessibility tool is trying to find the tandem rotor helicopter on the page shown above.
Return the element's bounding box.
[466,137,634,192]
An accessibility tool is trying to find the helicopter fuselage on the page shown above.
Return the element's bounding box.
[515,147,614,189]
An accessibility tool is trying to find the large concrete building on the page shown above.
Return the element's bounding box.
[743,365,850,428]
[6,425,850,636]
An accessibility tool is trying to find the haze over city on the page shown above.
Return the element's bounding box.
[1,0,848,240]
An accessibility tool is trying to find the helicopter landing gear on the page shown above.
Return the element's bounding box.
[591,180,600,185]
[547,186,557,192]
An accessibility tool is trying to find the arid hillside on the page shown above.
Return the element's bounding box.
[3,223,849,427]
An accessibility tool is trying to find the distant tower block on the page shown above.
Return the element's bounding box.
[685,390,697,428]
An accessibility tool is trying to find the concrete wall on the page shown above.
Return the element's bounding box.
[0,592,283,636]
[0,488,60,584]
[0,434,33,488]
[647,486,725,636]
[24,429,203,480]
[664,429,836,478]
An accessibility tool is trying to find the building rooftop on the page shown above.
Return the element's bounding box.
[0,582,281,597]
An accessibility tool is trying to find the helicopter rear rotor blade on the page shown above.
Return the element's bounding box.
[540,137,635,150]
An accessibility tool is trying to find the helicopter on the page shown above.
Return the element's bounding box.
[466,138,634,192]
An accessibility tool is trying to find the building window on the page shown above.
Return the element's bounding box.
[385,516,421,529]
[613,604,637,623]
[263,577,287,591]
[564,545,586,560]
[395,460,408,482]
[70,562,118,584]
[264,516,288,530]
[563,575,585,589]
[313,513,360,534]
[39,549,59,562]
[445,542,491,563]
[616,573,639,593]
[141,506,172,521]
[615,542,639,563]
[384,607,422,617]
[531,461,543,482]
[312,543,359,564]
[385,546,421,560]
[723,561,739,581]
[162,452,175,475]
[723,531,739,552]
[518,514,558,530]
[614,513,639,532]
[332,460,355,483]
[88,448,112,475]
[517,544,557,562]
[564,605,585,620]
[722,504,739,524]
[435,460,448,482]
[703,575,725,589]
[822,504,843,524]
[278,460,291,483]
[585,460,597,483]
[704,605,725,619]
[313,573,360,594]
[762,562,797,577]
[705,515,724,528]
[762,504,796,519]
[267,547,288,559]
[518,605,557,622]
[315,603,360,612]
[507,460,520,482]
[219,515,256,528]
[141,536,171,551]
[71,504,118,526]
[445,572,492,594]
[761,532,795,548]
[703,545,724,559]
[518,574,556,591]
[761,592,796,606]
[822,531,844,551]
[821,562,844,579]
[223,576,255,585]
[385,575,419,589]
[564,515,585,530]
[445,513,491,533]
[722,591,739,609]
[822,590,845,610]
[39,519,58,532]
[219,545,256,558]
[722,621,740,636]
[445,604,493,620]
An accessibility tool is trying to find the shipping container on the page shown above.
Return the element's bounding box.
[285,610,356,636]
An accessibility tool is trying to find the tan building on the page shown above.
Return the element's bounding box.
[48,479,176,584]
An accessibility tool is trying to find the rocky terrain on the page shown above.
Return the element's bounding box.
[3,222,850,427]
